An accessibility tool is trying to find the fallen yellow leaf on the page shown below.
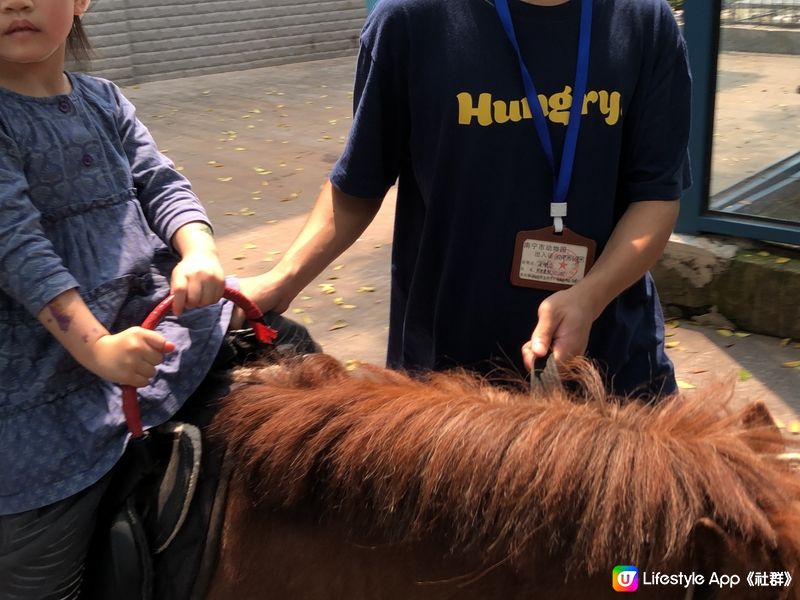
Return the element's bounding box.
[790,422,800,435]
[318,284,336,295]
[345,360,360,372]
[677,380,696,390]
[776,257,791,264]
[244,243,257,250]
[329,320,348,331]
[665,341,680,349]
[734,332,751,338]
[666,320,681,329]
[291,308,305,314]
[217,176,233,182]
[775,418,786,429]
[738,369,752,382]
[757,251,771,257]
[342,304,357,309]
[333,298,345,306]
[333,265,344,271]
[783,361,800,369]
[780,338,791,347]
[717,329,734,337]
[357,286,376,293]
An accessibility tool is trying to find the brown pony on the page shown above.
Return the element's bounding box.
[206,354,800,600]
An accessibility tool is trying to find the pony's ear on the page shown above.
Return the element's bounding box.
[741,401,785,454]
[691,518,731,576]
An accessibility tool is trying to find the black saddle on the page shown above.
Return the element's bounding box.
[82,313,320,600]
[82,416,222,600]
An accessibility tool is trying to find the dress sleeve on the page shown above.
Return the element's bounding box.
[330,3,411,200]
[111,85,211,247]
[620,2,692,202]
[0,129,79,316]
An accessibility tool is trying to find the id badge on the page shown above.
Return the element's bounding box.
[511,227,597,291]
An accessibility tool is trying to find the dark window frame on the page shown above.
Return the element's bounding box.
[678,0,799,244]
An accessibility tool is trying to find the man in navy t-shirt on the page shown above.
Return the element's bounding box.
[244,0,691,399]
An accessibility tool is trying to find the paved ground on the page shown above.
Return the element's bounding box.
[123,55,800,425]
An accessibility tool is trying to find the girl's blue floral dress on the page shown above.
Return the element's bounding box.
[0,73,232,514]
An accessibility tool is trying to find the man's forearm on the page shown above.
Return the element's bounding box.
[575,200,679,319]
[271,180,382,296]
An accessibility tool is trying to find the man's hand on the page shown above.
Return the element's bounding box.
[522,286,598,370]
[521,200,679,372]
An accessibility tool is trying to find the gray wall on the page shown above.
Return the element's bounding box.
[81,0,366,85]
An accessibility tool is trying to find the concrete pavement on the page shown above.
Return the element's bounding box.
[121,55,800,422]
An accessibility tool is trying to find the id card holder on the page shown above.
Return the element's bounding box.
[511,227,596,291]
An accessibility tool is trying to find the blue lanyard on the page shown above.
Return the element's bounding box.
[494,0,593,208]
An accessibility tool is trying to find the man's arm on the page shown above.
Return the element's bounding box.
[523,199,679,367]
[239,181,382,313]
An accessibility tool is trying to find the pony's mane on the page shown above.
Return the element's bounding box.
[214,353,800,573]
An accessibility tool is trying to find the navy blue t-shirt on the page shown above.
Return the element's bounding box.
[331,0,691,397]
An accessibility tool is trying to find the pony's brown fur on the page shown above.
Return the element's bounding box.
[214,354,800,577]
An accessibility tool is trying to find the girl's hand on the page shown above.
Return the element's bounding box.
[170,249,225,316]
[84,327,176,388]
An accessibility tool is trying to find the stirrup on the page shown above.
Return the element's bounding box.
[142,422,203,554]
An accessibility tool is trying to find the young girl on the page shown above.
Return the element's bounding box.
[0,1,232,596]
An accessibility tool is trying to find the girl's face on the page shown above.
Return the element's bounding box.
[0,0,89,66]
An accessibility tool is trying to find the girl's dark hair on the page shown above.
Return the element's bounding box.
[67,16,92,63]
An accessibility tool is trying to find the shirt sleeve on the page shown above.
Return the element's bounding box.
[620,2,692,202]
[110,85,211,248]
[0,129,79,316]
[330,3,411,200]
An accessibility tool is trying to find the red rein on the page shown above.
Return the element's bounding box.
[121,287,276,438]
